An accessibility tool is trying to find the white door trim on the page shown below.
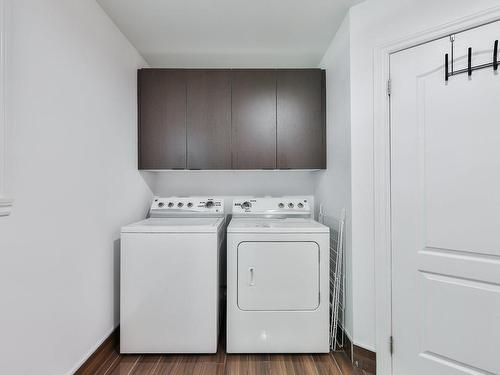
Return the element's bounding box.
[373,6,500,375]
[0,0,13,217]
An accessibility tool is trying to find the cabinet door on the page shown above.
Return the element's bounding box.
[187,70,231,169]
[138,69,186,169]
[231,70,277,169]
[277,69,326,169]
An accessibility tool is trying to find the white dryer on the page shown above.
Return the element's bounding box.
[226,197,330,353]
[120,197,225,354]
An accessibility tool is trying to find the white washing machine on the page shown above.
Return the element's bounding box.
[120,197,225,354]
[226,197,330,353]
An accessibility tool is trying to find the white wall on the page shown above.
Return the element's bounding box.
[153,171,316,199]
[0,1,152,374]
[315,15,353,339]
[347,0,500,351]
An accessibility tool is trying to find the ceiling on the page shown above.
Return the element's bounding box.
[96,0,362,68]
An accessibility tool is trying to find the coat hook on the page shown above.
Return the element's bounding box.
[444,40,498,82]
[494,40,498,71]
[468,47,473,76]
[445,53,449,81]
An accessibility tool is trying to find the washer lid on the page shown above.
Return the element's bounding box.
[122,217,224,233]
[227,218,329,233]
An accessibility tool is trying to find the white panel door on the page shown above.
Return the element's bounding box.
[237,241,319,311]
[390,21,500,375]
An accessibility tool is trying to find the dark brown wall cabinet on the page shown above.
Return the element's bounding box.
[187,70,232,169]
[138,69,187,169]
[277,70,326,169]
[231,70,277,169]
[138,68,326,170]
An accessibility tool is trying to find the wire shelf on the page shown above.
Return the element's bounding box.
[319,208,346,351]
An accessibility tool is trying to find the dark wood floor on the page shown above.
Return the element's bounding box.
[91,340,373,375]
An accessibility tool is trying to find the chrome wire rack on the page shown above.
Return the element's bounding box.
[319,207,346,351]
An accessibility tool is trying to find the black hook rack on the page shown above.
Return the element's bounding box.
[445,39,499,81]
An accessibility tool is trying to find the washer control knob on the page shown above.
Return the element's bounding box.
[298,203,304,209]
[288,203,295,209]
[241,201,252,209]
[158,202,165,208]
[168,202,174,208]
[205,201,214,209]
[278,203,285,209]
[187,202,193,208]
[177,202,184,208]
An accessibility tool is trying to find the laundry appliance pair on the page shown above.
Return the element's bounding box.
[120,197,330,354]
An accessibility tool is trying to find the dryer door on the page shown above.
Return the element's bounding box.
[237,241,320,311]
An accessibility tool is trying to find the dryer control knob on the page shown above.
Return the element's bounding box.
[241,201,252,209]
[278,203,285,208]
[205,201,214,209]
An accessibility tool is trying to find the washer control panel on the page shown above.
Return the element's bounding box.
[232,197,311,217]
[150,197,224,217]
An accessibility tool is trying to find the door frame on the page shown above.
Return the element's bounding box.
[372,6,500,375]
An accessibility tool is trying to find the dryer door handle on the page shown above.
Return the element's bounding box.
[248,267,255,286]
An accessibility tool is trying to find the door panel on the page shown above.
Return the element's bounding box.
[390,21,500,375]
[419,272,500,375]
[232,70,277,169]
[423,72,500,255]
[138,69,186,169]
[187,69,231,169]
[237,241,319,311]
[277,69,326,169]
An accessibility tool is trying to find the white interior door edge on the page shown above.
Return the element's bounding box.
[372,6,500,375]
